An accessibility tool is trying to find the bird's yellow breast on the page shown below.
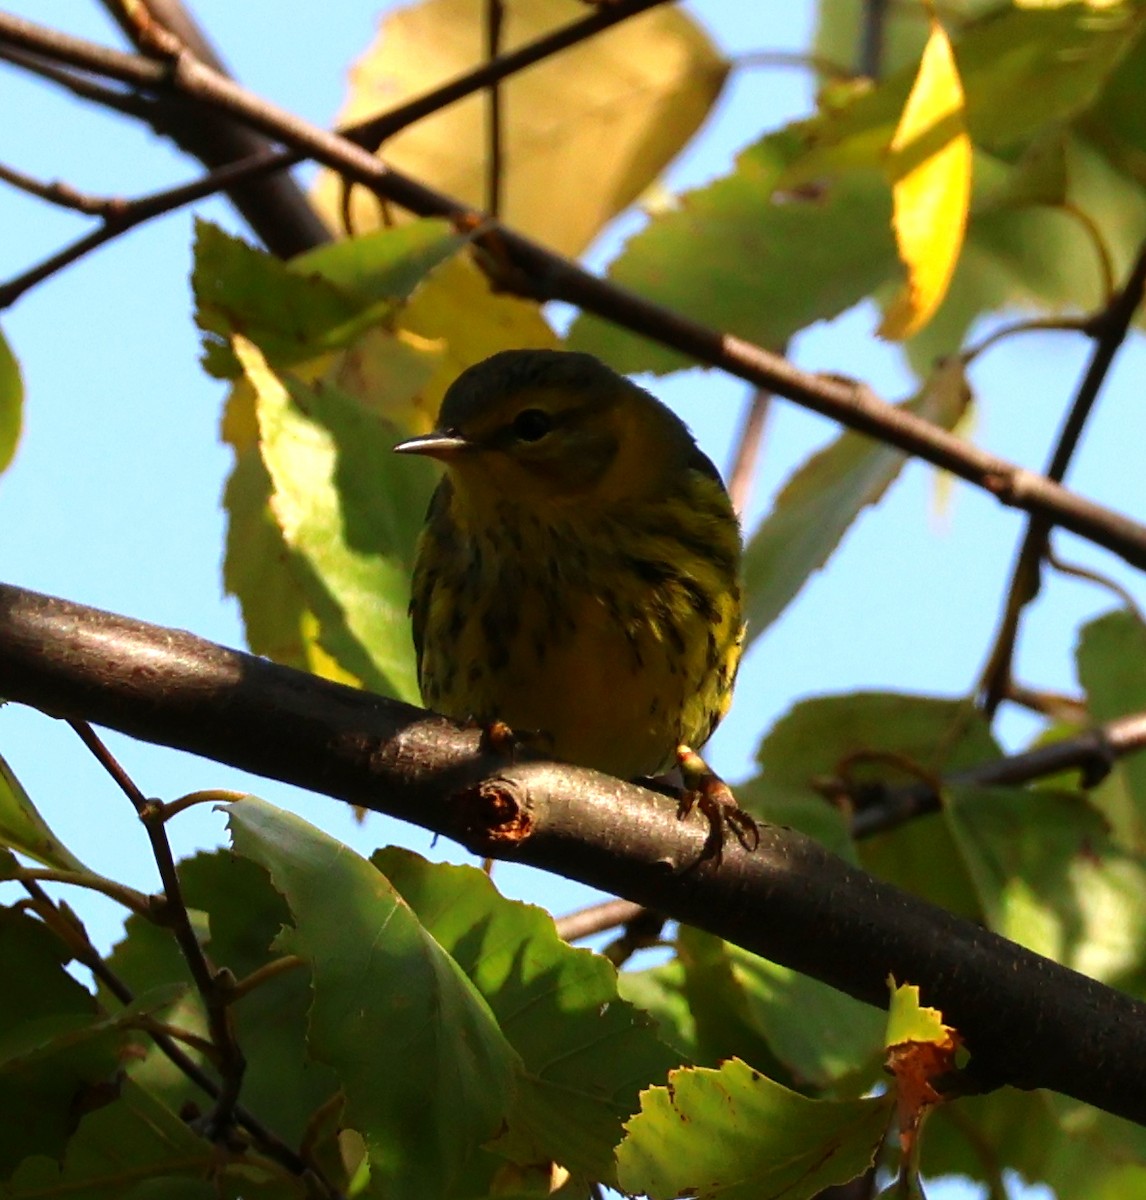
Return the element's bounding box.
[411,486,742,780]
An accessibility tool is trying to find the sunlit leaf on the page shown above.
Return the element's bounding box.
[236,334,434,702]
[312,0,727,258]
[0,327,22,475]
[568,138,896,375]
[879,20,971,339]
[1077,609,1146,850]
[742,354,971,640]
[618,1058,890,1200]
[376,847,679,1180]
[0,753,87,872]
[227,798,519,1200]
[946,783,1146,984]
[193,218,465,377]
[573,3,1142,376]
[201,221,556,690]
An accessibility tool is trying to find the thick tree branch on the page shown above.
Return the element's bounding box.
[4,580,1146,1125]
[3,15,1146,573]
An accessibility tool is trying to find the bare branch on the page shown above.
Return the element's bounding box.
[857,0,890,79]
[1046,546,1146,622]
[850,709,1146,838]
[69,718,249,1140]
[97,0,328,256]
[484,0,505,220]
[554,898,647,941]
[726,387,772,518]
[0,152,284,309]
[0,161,122,216]
[979,240,1146,714]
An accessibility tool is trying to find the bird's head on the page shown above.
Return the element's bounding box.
[394,349,699,515]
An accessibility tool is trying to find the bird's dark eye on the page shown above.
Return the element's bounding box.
[511,408,553,442]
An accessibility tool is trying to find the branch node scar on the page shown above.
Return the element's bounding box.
[454,777,532,848]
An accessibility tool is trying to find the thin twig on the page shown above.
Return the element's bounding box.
[160,788,248,822]
[67,719,248,1141]
[0,161,123,216]
[228,955,306,1002]
[554,898,647,941]
[8,866,153,916]
[964,315,1096,362]
[732,49,853,79]
[485,0,505,220]
[1046,546,1146,622]
[850,708,1146,838]
[0,152,282,308]
[0,44,153,118]
[1,1,669,286]
[1003,683,1088,726]
[979,240,1146,715]
[726,387,772,517]
[858,0,891,79]
[16,875,331,1192]
[99,0,672,251]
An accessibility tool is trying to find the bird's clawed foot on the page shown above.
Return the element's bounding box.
[676,744,760,863]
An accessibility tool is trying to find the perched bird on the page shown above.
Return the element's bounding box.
[394,348,757,855]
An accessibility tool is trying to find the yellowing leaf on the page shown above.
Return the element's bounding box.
[312,0,727,257]
[879,20,971,340]
[884,979,962,1157]
[0,327,22,476]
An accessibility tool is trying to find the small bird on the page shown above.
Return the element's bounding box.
[394,349,757,856]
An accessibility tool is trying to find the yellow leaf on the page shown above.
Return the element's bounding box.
[878,19,971,341]
[312,0,727,258]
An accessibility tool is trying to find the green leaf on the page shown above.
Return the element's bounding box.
[724,942,884,1090]
[0,908,121,1176]
[946,783,1146,987]
[226,798,519,1200]
[193,219,465,378]
[673,926,791,1079]
[742,354,971,640]
[106,849,342,1151]
[617,1058,891,1200]
[573,3,1145,376]
[0,752,87,872]
[924,1086,1146,1198]
[312,0,727,258]
[1077,609,1146,850]
[375,847,680,1180]
[0,327,22,476]
[568,135,896,375]
[670,927,882,1091]
[616,959,699,1063]
[885,977,952,1047]
[748,693,997,916]
[237,335,434,702]
[214,232,555,691]
[4,1077,279,1200]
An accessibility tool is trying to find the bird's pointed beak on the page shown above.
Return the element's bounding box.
[393,432,472,461]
